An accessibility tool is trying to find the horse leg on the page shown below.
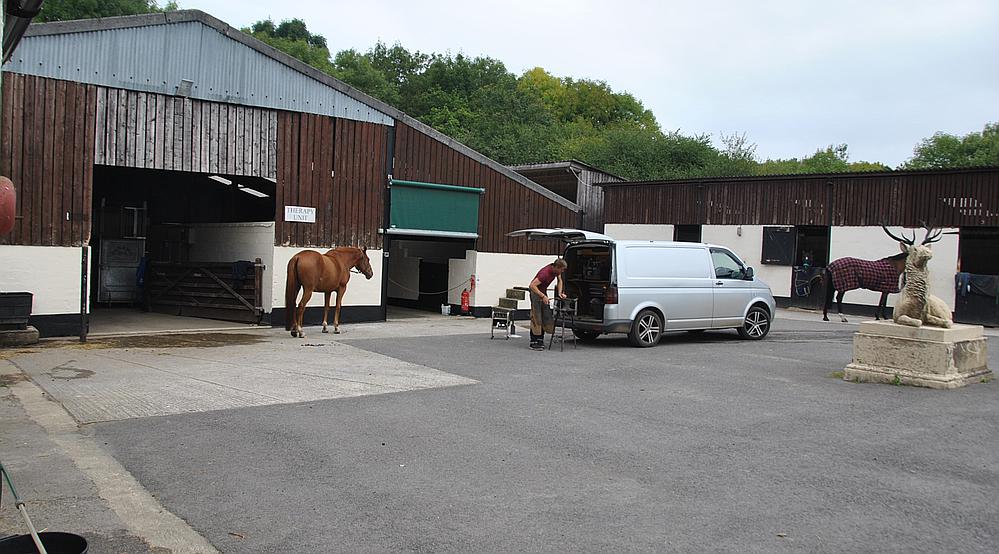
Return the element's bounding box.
[321,292,332,333]
[836,291,847,323]
[822,271,833,322]
[333,285,345,334]
[876,292,887,320]
[296,288,313,338]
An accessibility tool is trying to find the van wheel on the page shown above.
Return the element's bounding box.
[738,306,771,340]
[573,329,600,342]
[629,309,663,347]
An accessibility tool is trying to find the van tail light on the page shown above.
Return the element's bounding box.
[604,285,618,305]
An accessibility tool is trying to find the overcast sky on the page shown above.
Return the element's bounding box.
[185,0,998,167]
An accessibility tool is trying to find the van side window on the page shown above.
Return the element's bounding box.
[710,249,746,279]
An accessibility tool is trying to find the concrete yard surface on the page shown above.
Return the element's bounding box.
[1,311,997,552]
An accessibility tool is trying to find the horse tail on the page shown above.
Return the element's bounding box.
[822,267,834,313]
[285,255,301,330]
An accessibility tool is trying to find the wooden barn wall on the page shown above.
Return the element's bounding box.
[604,170,999,227]
[275,112,387,248]
[393,122,576,255]
[578,168,619,232]
[1,73,95,246]
[94,86,277,178]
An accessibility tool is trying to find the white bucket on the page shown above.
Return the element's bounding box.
[441,304,451,315]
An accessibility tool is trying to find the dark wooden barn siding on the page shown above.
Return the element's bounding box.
[393,122,575,255]
[605,169,999,227]
[1,73,95,246]
[94,87,277,178]
[275,112,387,248]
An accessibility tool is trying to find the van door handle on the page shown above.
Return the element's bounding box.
[715,281,724,286]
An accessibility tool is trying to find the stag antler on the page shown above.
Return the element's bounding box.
[882,225,914,246]
[919,223,943,245]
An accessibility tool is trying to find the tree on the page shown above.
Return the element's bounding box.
[755,144,889,175]
[35,0,176,22]
[245,19,334,74]
[903,123,999,169]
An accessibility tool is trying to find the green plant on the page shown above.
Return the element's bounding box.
[891,374,902,386]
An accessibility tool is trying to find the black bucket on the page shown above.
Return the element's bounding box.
[0,532,88,553]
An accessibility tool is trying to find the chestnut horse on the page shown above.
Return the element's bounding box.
[285,247,374,337]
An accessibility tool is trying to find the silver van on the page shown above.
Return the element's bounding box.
[508,228,777,347]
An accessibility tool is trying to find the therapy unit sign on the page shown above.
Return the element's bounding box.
[285,206,316,223]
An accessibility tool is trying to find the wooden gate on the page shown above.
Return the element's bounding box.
[144,258,265,323]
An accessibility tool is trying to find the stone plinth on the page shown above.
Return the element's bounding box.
[843,321,991,389]
[0,325,39,347]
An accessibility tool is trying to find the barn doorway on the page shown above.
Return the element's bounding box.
[88,166,276,334]
[385,236,475,317]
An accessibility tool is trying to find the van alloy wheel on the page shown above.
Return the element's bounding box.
[629,309,663,347]
[738,307,771,340]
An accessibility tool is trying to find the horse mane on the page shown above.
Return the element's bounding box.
[883,252,907,262]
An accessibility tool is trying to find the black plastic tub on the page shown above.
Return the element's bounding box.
[0,532,88,553]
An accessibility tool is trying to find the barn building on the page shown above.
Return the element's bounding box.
[599,167,999,325]
[511,160,623,232]
[0,10,580,337]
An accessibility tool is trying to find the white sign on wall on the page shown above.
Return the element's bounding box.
[285,206,316,223]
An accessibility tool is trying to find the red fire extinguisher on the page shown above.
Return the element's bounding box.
[460,288,470,314]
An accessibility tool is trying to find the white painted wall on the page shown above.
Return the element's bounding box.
[387,245,420,301]
[0,245,91,315]
[699,225,792,298]
[474,252,562,309]
[830,227,959,309]
[448,250,476,305]
[272,247,383,309]
[605,224,675,241]
[187,222,275,311]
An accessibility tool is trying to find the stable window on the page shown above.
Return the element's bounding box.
[674,225,702,242]
[761,226,795,265]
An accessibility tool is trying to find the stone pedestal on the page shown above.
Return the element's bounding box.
[0,325,39,347]
[843,321,991,389]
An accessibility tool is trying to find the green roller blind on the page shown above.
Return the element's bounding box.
[389,179,484,236]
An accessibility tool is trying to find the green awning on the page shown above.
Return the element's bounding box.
[388,179,484,238]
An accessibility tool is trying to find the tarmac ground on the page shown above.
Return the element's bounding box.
[1,308,997,552]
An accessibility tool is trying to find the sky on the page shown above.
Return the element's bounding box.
[182,0,998,167]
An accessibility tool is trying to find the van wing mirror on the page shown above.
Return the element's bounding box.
[744,266,755,279]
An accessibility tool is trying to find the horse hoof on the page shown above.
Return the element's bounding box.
[333,329,341,335]
[840,317,848,323]
[290,330,298,338]
[822,317,829,322]
[322,328,329,334]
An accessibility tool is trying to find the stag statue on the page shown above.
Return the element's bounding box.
[883,226,953,328]
[822,240,907,322]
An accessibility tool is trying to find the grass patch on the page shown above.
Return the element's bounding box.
[828,370,845,379]
[981,375,993,384]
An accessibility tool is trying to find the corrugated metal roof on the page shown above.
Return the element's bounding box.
[3,13,394,126]
[595,166,999,187]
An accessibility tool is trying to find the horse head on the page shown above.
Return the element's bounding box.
[355,247,374,280]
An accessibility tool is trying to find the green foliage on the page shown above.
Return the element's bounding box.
[244,19,335,74]
[756,145,890,175]
[902,123,999,169]
[35,0,175,22]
